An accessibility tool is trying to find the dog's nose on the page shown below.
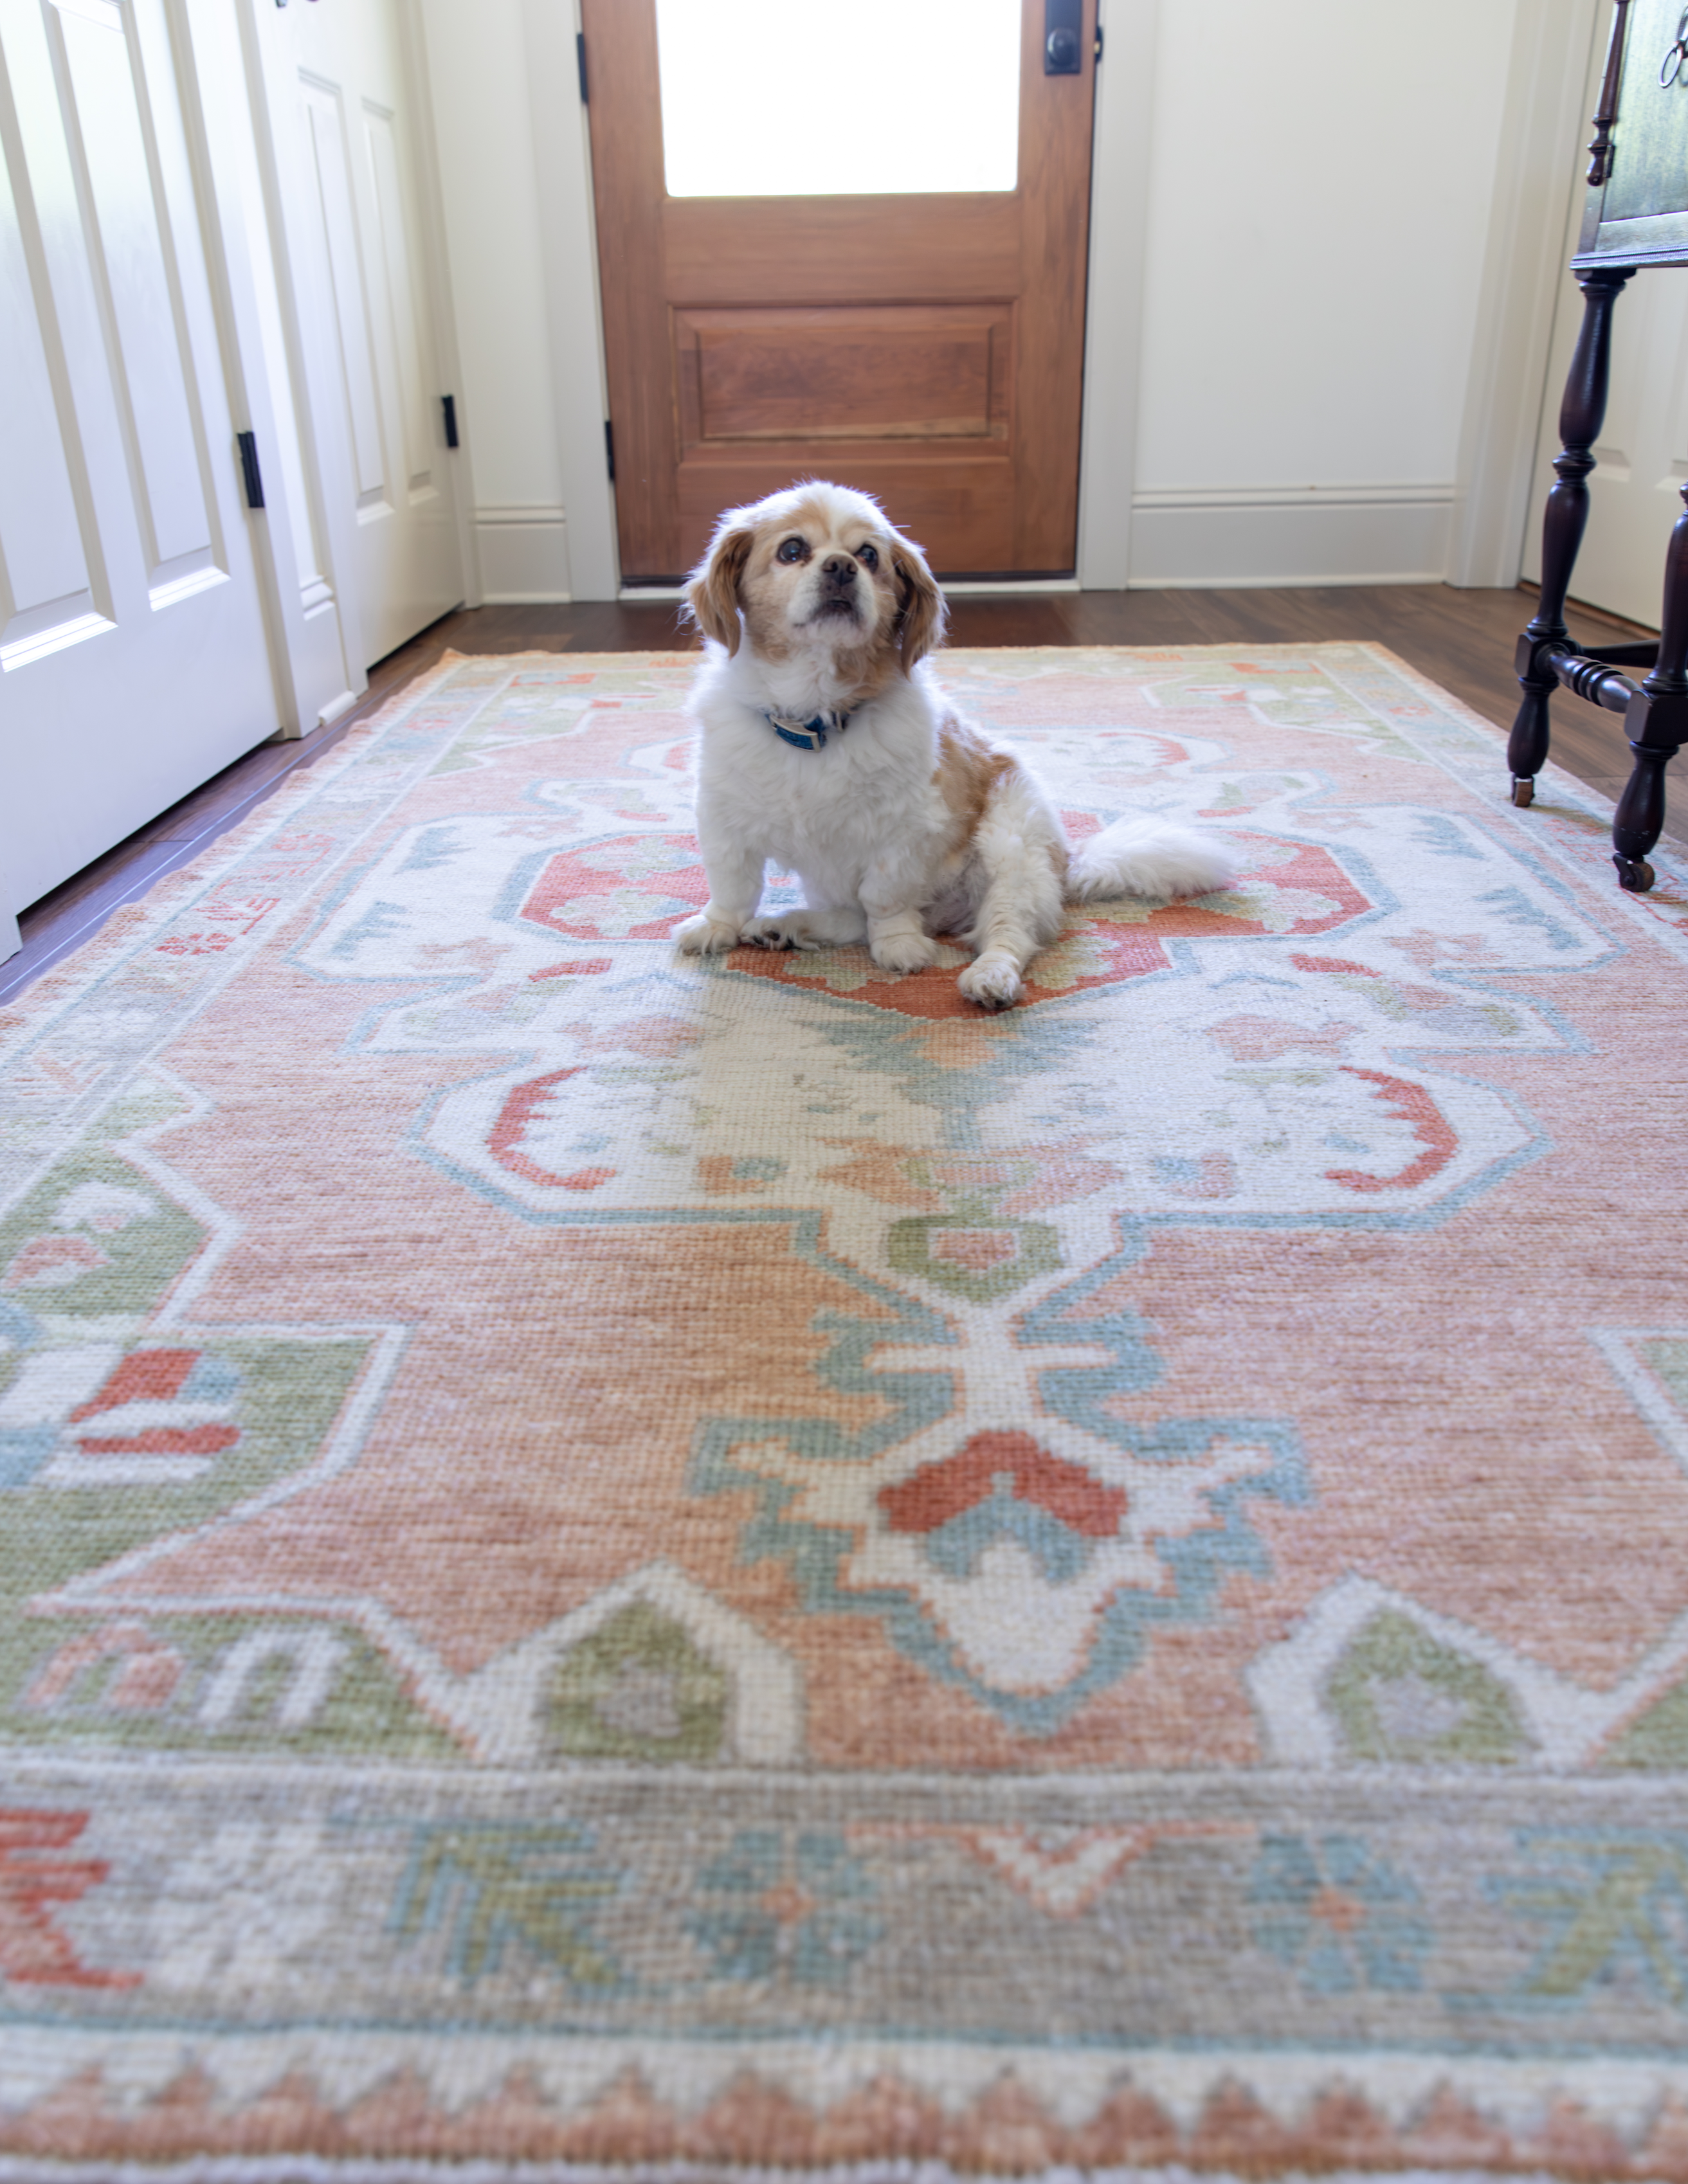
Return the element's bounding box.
[822,554,857,588]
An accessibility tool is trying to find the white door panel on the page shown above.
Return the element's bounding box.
[0,0,280,913]
[0,105,109,672]
[302,80,385,506]
[176,0,355,736]
[366,104,433,496]
[62,0,219,595]
[262,0,462,669]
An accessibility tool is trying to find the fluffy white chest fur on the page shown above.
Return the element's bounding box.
[675,482,1236,1010]
[695,661,981,928]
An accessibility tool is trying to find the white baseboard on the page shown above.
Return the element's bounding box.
[476,505,572,604]
[618,577,1085,603]
[1127,483,1455,590]
[942,578,1082,596]
[610,489,1458,604]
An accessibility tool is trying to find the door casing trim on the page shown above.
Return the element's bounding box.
[521,0,620,602]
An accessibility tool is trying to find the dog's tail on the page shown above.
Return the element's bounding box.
[1065,816,1240,904]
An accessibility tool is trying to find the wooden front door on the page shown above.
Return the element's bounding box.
[581,0,1098,582]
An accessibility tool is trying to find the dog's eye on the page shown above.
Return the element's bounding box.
[776,537,807,564]
[857,543,879,569]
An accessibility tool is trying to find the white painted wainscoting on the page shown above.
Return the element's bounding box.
[475,504,572,603]
[1127,484,1458,591]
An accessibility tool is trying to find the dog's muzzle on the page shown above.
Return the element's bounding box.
[811,555,860,618]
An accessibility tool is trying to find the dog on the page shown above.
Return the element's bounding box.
[674,482,1237,1009]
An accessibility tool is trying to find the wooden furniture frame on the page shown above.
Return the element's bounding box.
[1509,0,1688,889]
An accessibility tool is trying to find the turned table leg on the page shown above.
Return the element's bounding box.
[1509,264,1633,806]
[1613,480,1688,891]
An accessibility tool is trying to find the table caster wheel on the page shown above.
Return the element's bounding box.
[1615,855,1656,892]
[1510,777,1534,808]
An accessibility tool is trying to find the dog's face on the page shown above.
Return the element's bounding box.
[684,483,945,681]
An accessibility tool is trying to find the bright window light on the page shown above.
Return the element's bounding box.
[655,0,1021,198]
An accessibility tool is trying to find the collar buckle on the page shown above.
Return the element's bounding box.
[765,708,849,752]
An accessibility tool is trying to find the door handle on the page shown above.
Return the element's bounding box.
[1045,0,1083,73]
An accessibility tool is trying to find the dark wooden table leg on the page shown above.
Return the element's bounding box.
[1613,481,1688,890]
[1509,264,1633,806]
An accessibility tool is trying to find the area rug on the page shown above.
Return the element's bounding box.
[3,641,1688,2181]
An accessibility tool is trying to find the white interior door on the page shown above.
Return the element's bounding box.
[1523,9,1687,627]
[0,0,283,914]
[257,0,462,668]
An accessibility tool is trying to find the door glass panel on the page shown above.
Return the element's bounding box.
[655,0,1021,197]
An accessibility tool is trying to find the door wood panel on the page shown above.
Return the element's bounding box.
[677,305,1012,446]
[676,460,1019,578]
[581,0,1097,581]
[661,195,1022,306]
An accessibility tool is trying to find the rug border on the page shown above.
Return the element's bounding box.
[0,2164,1574,2184]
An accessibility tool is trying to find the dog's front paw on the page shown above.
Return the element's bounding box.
[743,914,821,952]
[869,931,939,977]
[958,954,1024,1011]
[675,913,741,957]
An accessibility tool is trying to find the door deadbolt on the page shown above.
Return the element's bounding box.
[1045,0,1083,73]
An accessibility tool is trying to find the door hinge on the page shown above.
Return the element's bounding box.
[442,392,460,448]
[237,429,265,510]
[576,31,588,102]
[604,419,615,481]
[1094,23,1103,61]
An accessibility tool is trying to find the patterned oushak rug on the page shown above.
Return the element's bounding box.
[4,641,1688,2184]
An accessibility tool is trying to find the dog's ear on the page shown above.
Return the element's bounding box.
[684,521,755,654]
[892,530,945,669]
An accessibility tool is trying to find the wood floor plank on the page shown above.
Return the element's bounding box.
[4,582,1676,1002]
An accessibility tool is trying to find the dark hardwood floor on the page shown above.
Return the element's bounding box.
[2,582,1666,1004]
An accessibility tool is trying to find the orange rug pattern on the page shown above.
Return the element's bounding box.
[3,644,1688,2177]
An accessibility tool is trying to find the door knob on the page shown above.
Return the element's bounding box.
[1045,0,1082,73]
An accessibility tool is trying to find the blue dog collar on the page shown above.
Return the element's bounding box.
[765,708,851,752]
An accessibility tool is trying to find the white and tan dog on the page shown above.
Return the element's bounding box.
[675,481,1237,1009]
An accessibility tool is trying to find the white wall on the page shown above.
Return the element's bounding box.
[416,0,1586,599]
[416,0,571,600]
[1129,0,1524,587]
